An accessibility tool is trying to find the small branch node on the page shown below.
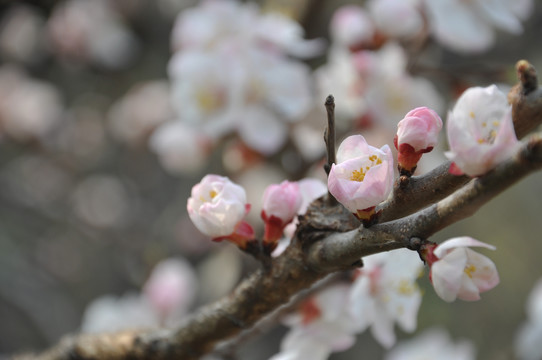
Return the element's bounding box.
[516,59,538,95]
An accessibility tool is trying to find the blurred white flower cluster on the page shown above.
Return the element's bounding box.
[150,0,323,175]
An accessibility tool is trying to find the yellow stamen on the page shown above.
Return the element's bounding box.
[397,279,416,296]
[210,190,218,199]
[350,169,366,182]
[469,111,475,118]
[464,264,476,278]
[350,155,383,182]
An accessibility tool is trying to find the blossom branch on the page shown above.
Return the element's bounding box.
[308,134,542,271]
[378,59,542,223]
[20,60,542,360]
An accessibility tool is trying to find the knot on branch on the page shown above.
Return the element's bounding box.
[296,197,359,248]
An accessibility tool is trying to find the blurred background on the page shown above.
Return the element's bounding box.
[0,0,541,359]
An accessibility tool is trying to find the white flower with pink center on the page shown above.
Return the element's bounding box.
[445,85,520,177]
[422,237,500,302]
[395,106,443,174]
[187,174,253,248]
[328,135,394,220]
[261,181,302,248]
[349,249,424,348]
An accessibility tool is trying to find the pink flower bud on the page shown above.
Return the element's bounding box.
[422,237,500,302]
[328,135,394,221]
[394,106,442,174]
[261,180,302,247]
[187,174,254,248]
[445,85,520,177]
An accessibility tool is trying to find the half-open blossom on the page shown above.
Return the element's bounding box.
[187,174,254,248]
[261,180,302,249]
[445,85,520,177]
[349,249,424,348]
[421,237,500,302]
[394,106,442,174]
[328,135,394,221]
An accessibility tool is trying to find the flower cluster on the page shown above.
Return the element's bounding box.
[150,0,322,175]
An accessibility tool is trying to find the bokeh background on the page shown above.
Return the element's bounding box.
[0,0,541,359]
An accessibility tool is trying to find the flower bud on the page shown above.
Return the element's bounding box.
[187,174,254,248]
[261,180,302,248]
[394,106,442,175]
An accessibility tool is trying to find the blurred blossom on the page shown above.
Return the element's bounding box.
[0,5,46,64]
[516,278,542,360]
[271,284,361,360]
[361,43,444,129]
[150,121,211,175]
[109,80,173,145]
[349,249,424,348]
[0,66,63,141]
[47,0,138,69]
[423,0,533,53]
[166,0,317,157]
[168,46,313,155]
[368,0,424,39]
[143,258,198,322]
[170,0,323,57]
[72,175,132,228]
[315,47,368,129]
[81,293,158,333]
[0,155,72,208]
[330,5,374,48]
[316,43,443,131]
[384,327,475,360]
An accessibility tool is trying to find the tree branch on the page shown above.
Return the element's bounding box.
[19,60,542,360]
